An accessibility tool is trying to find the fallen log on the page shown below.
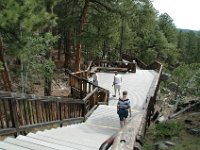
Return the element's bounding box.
[168,101,200,120]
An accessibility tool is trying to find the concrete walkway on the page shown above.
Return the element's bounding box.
[97,70,156,110]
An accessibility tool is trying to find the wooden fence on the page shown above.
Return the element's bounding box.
[0,92,84,136]
[0,59,109,137]
[69,67,109,101]
[92,60,136,73]
[0,82,109,137]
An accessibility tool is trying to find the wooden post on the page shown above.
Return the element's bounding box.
[10,98,20,136]
[82,103,86,122]
[57,98,62,127]
[80,79,83,99]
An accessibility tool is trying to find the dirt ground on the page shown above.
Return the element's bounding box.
[32,71,71,97]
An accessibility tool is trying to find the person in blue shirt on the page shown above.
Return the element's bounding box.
[117,91,131,127]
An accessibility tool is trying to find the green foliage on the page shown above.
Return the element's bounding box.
[154,122,184,139]
[163,44,180,65]
[177,30,200,63]
[142,48,157,64]
[172,64,189,84]
[23,32,57,77]
[143,141,154,150]
[172,63,200,88]
[1,0,199,95]
[158,13,177,44]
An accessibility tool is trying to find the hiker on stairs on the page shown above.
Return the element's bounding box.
[117,91,131,128]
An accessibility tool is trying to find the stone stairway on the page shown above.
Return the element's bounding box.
[0,70,157,150]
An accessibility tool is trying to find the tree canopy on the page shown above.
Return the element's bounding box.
[0,0,199,96]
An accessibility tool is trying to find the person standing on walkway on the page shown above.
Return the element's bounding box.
[92,72,98,86]
[112,71,122,97]
[117,91,131,128]
[89,71,98,86]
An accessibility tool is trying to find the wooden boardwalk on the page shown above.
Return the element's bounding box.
[97,70,157,110]
[0,69,158,150]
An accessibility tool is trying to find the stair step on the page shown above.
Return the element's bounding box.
[27,133,96,150]
[4,137,55,150]
[41,124,117,137]
[17,135,77,150]
[36,129,110,149]
[0,141,30,150]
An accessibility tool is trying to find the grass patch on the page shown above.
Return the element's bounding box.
[143,121,200,150]
[154,122,184,139]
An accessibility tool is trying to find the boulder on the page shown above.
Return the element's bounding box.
[165,141,176,147]
[168,82,178,91]
[155,115,166,124]
[154,141,169,150]
[188,128,200,136]
[161,73,171,81]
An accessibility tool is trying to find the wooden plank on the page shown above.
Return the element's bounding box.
[82,88,98,102]
[95,67,128,72]
[0,128,16,135]
[19,120,60,131]
[111,113,143,150]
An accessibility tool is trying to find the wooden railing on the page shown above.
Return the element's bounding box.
[92,60,136,73]
[0,59,109,136]
[0,81,109,136]
[0,92,85,136]
[111,54,163,150]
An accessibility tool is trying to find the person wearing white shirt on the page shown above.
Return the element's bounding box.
[112,71,122,97]
[89,71,98,86]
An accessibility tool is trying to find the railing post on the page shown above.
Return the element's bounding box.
[10,98,20,136]
[57,97,62,127]
[82,103,86,122]
[80,79,83,99]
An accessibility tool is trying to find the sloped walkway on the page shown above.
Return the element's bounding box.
[0,69,157,150]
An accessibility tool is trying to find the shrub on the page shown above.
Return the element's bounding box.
[155,122,184,139]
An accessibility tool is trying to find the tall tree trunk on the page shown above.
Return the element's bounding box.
[64,30,71,69]
[119,17,124,60]
[0,37,12,91]
[44,1,54,96]
[63,29,67,68]
[64,0,78,70]
[57,33,62,60]
[75,0,90,71]
[102,40,107,60]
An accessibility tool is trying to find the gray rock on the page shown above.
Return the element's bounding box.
[154,141,169,150]
[157,116,166,123]
[161,73,171,81]
[188,128,200,136]
[158,143,169,150]
[168,82,178,91]
[165,141,176,146]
